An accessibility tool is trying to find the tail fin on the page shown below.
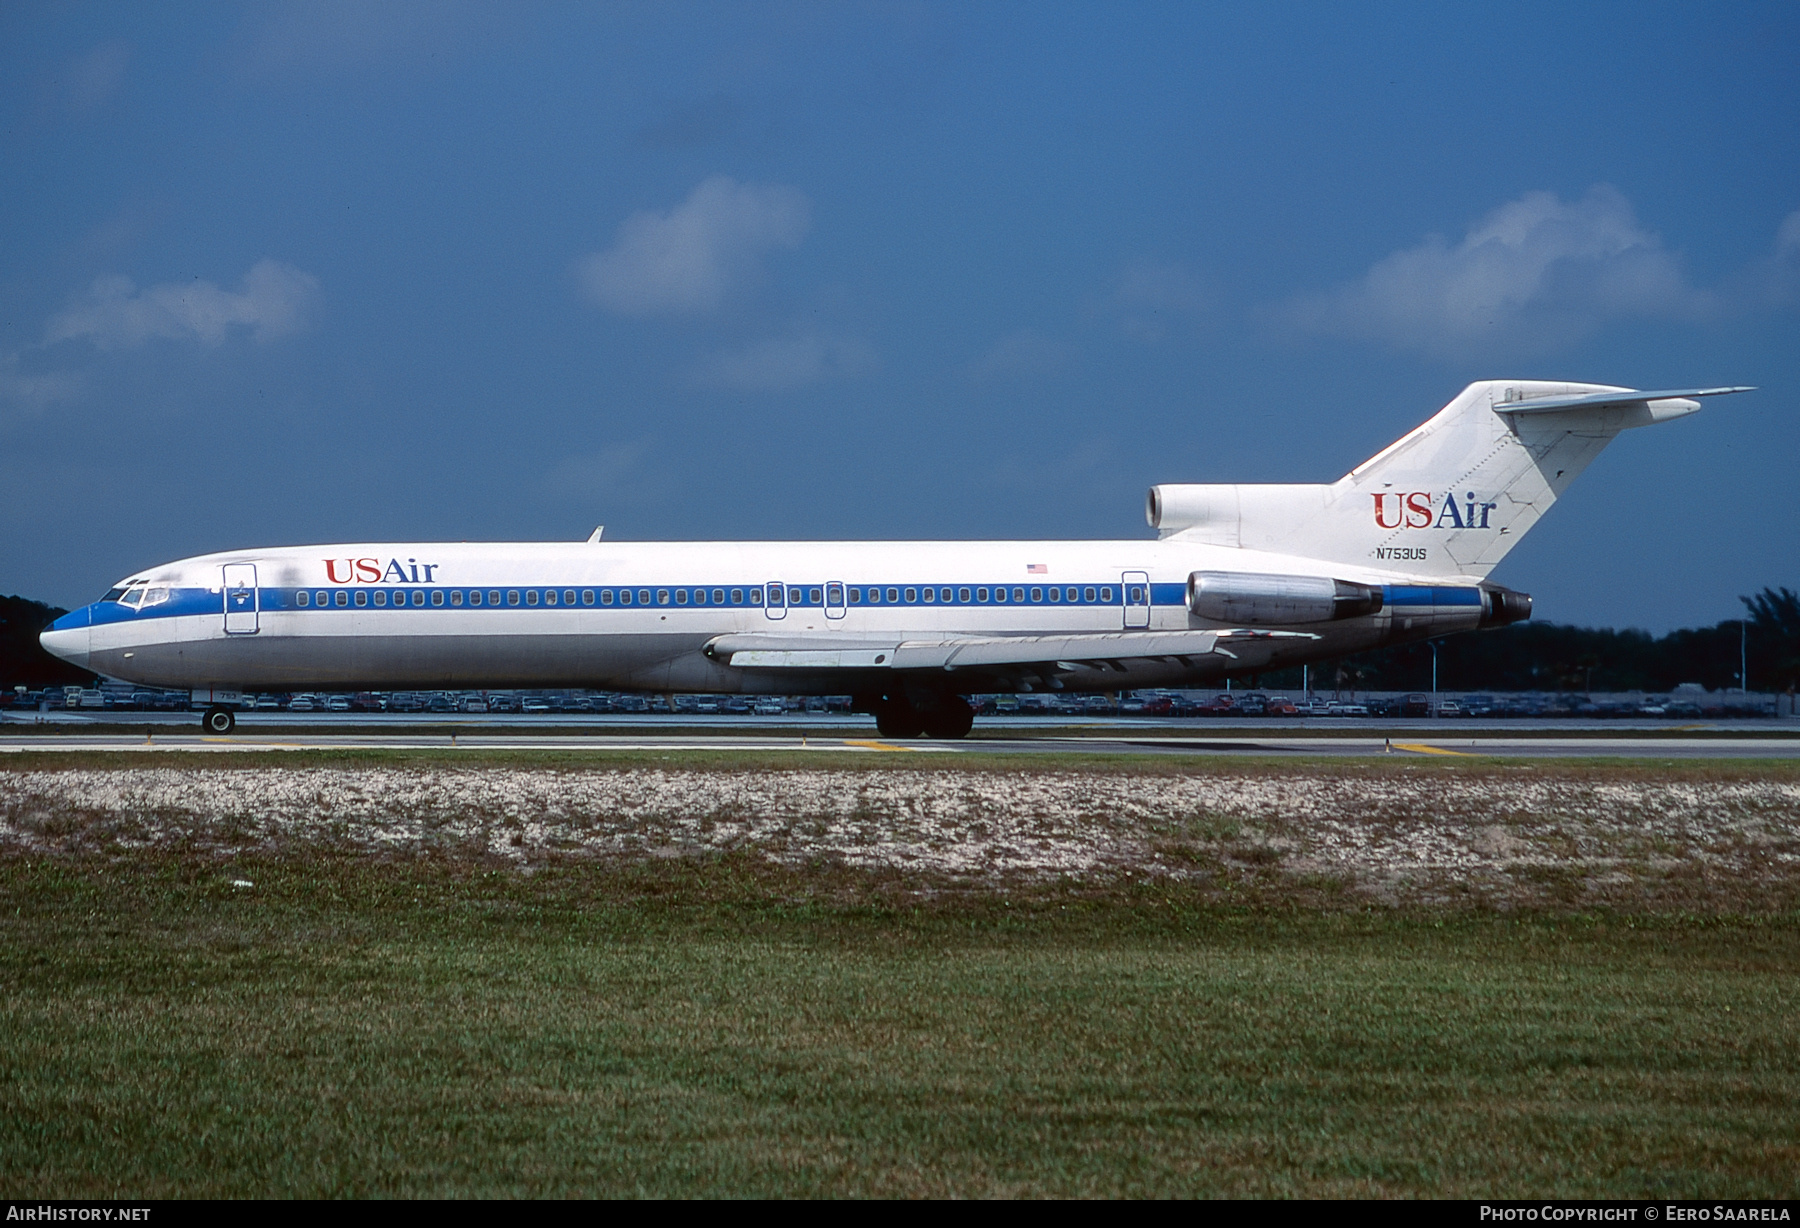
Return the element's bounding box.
[1148,381,1748,579]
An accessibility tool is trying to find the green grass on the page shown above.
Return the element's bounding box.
[4,857,1797,1197]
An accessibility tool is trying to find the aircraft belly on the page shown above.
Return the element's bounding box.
[87,630,709,691]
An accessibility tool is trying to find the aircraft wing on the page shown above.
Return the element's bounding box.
[704,628,1317,673]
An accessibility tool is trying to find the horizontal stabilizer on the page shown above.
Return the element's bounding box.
[1493,386,1754,414]
[705,629,1317,672]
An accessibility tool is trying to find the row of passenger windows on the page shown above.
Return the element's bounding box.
[291,584,1123,609]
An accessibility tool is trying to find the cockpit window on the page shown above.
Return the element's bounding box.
[102,580,147,603]
[102,588,127,602]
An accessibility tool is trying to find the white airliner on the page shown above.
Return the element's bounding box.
[41,380,1749,736]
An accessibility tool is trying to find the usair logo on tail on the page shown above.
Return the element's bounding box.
[1373,492,1498,530]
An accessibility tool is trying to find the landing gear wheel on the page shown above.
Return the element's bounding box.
[920,699,975,740]
[874,702,923,739]
[202,706,236,734]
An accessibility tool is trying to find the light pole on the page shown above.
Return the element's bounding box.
[1741,618,1749,694]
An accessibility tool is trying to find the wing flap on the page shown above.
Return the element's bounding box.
[706,629,1315,671]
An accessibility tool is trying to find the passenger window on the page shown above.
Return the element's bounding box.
[467,590,479,606]
[748,588,761,605]
[657,590,670,605]
[675,589,688,604]
[638,590,651,605]
[1048,588,1061,603]
[692,589,705,605]
[1012,588,1024,602]
[712,589,724,605]
[544,589,556,605]
[297,591,310,607]
[806,587,819,604]
[903,588,916,603]
[449,590,462,606]
[1030,587,1042,602]
[601,590,614,605]
[582,590,594,606]
[619,589,632,605]
[335,591,349,607]
[922,588,934,603]
[316,591,328,606]
[849,588,862,604]
[373,590,386,607]
[356,590,369,607]
[508,591,520,606]
[526,590,539,606]
[1084,587,1097,602]
[565,590,576,606]
[958,588,971,603]
[886,588,898,603]
[995,587,1007,603]
[432,591,445,607]
[1101,587,1113,603]
[412,590,425,607]
[488,591,500,606]
[976,588,988,602]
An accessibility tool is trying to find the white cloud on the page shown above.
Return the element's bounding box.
[1779,210,1800,260]
[45,259,320,350]
[693,332,876,391]
[579,176,811,316]
[1285,186,1710,356]
[968,329,1071,381]
[1107,261,1213,342]
[542,441,654,502]
[0,353,82,420]
[1767,209,1800,305]
[67,41,131,112]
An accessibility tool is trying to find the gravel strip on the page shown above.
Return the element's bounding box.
[4,767,1798,908]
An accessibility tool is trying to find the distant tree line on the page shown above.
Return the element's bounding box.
[4,587,1798,697]
[1284,587,1800,695]
[1,595,95,689]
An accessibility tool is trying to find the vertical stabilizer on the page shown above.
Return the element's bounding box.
[1149,380,1739,579]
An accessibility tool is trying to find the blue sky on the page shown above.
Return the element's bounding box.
[3,2,1796,631]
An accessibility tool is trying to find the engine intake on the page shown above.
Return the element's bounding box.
[1188,571,1383,625]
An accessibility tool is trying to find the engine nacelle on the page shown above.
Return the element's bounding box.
[1187,570,1383,625]
[1479,583,1532,627]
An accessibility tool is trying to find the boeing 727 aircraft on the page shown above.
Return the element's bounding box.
[41,380,1749,736]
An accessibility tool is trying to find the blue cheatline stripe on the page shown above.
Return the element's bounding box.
[1384,584,1482,607]
[92,578,1186,622]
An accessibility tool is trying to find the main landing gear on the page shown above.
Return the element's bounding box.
[201,706,236,734]
[864,692,975,740]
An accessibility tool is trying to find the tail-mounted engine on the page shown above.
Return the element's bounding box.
[1479,583,1532,627]
[1187,571,1383,625]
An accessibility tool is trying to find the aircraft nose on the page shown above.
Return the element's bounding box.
[40,607,93,670]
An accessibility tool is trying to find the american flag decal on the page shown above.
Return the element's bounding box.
[1026,563,1047,574]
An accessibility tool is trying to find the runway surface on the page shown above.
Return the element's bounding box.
[5,728,1800,758]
